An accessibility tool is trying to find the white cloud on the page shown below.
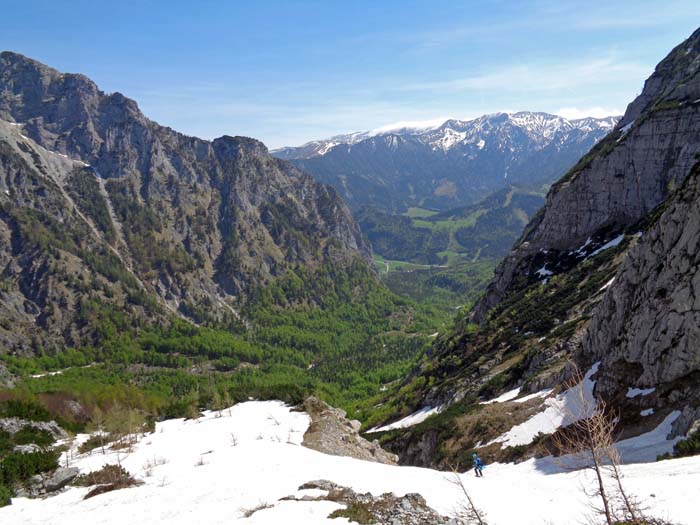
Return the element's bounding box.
[555,106,623,119]
[401,56,650,94]
[369,117,453,135]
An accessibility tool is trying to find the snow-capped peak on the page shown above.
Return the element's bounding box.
[272,111,621,159]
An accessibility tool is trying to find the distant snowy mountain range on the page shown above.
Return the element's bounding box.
[273,112,619,212]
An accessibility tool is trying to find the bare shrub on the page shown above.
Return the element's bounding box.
[550,366,664,525]
[73,464,143,499]
[143,455,168,476]
[239,501,274,518]
[447,469,488,524]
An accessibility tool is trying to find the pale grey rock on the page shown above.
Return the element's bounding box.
[582,165,700,433]
[16,467,79,498]
[0,417,68,439]
[301,396,398,465]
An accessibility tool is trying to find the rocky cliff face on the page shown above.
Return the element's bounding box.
[474,27,700,321]
[583,163,700,432]
[0,52,372,353]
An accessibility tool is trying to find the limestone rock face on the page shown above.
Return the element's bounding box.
[474,27,700,321]
[583,166,700,421]
[301,396,398,465]
[0,52,372,352]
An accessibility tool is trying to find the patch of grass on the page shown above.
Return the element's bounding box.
[329,502,376,523]
[403,207,438,218]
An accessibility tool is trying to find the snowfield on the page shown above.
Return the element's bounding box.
[1,400,697,525]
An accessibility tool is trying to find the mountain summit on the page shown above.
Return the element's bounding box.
[273,112,619,213]
[0,51,371,353]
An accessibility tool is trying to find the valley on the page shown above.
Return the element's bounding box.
[0,9,699,525]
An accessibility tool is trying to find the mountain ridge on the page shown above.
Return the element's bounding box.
[272,111,619,213]
[273,112,619,159]
[0,51,373,353]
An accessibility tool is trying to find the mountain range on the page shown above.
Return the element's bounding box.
[273,112,619,213]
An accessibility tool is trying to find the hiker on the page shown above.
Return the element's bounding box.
[472,452,485,477]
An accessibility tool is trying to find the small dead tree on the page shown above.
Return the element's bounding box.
[447,468,488,525]
[550,367,646,525]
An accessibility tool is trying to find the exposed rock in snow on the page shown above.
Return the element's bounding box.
[302,396,398,464]
[294,480,456,524]
[15,467,79,498]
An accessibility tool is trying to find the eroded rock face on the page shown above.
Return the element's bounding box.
[583,166,700,433]
[474,27,700,321]
[301,396,398,465]
[0,52,373,351]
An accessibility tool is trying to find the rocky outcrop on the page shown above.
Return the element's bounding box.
[0,52,373,351]
[15,467,79,498]
[295,480,458,524]
[301,396,398,465]
[0,417,68,440]
[474,27,700,321]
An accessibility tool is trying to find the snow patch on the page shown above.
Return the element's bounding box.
[620,120,635,134]
[514,389,554,404]
[574,237,593,256]
[640,408,655,417]
[616,411,682,463]
[626,387,656,399]
[588,234,624,258]
[599,276,616,292]
[481,387,521,404]
[2,400,698,525]
[367,406,443,433]
[535,265,553,278]
[492,363,599,447]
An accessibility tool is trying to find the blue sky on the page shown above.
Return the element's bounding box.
[1,1,699,148]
